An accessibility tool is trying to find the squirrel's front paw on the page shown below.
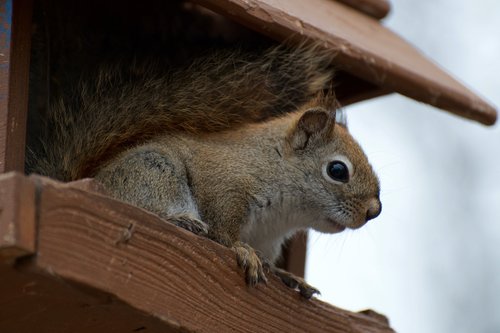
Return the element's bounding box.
[233,242,269,286]
[167,214,209,236]
[272,267,320,299]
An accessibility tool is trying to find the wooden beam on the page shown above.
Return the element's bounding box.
[335,0,391,20]
[0,263,181,333]
[335,71,392,106]
[0,173,394,332]
[278,231,308,278]
[0,172,35,261]
[0,0,32,173]
[26,174,393,333]
[195,0,497,125]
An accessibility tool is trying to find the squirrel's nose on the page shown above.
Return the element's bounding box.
[365,198,382,221]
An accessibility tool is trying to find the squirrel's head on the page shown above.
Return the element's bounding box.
[285,105,381,234]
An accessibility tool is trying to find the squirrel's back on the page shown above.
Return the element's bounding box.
[28,43,336,181]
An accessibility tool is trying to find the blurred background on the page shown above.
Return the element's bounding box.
[306,0,500,332]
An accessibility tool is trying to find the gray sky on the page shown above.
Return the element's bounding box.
[306,1,500,332]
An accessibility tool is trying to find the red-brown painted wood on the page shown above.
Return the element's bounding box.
[0,0,32,173]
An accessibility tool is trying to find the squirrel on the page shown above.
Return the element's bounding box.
[27,42,382,298]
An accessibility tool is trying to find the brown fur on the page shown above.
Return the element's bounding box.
[90,95,381,297]
[29,43,334,181]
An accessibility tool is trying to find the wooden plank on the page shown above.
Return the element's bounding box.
[336,71,391,106]
[33,175,394,333]
[279,231,308,278]
[0,172,36,261]
[195,0,497,125]
[0,264,182,333]
[335,0,390,20]
[0,0,32,173]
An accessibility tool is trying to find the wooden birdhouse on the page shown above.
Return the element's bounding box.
[0,0,496,332]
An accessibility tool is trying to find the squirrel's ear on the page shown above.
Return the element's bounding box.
[288,108,336,150]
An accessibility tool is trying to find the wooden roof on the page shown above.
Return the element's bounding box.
[195,0,497,125]
[335,0,391,19]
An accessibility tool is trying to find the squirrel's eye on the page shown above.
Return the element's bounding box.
[327,161,349,183]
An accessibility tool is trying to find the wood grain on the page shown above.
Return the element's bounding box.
[0,263,182,333]
[195,0,497,125]
[32,175,394,333]
[335,0,391,19]
[0,172,35,260]
[0,0,33,173]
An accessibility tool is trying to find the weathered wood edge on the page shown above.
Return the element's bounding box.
[22,173,394,333]
[194,0,497,125]
[0,0,33,173]
[0,172,36,260]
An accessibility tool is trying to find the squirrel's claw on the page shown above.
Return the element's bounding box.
[233,242,268,286]
[299,283,321,299]
[167,214,209,236]
[272,267,320,299]
[232,243,319,298]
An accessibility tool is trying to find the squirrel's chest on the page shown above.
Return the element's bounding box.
[240,195,311,262]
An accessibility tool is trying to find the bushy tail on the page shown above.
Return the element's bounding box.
[29,43,335,181]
